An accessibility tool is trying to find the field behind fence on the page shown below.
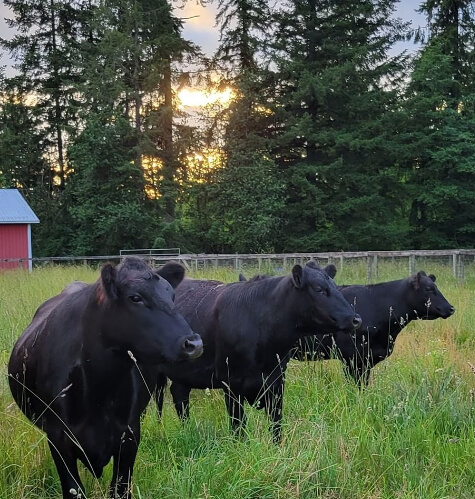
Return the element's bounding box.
[0,261,474,498]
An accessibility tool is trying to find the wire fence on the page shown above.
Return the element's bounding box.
[1,249,475,283]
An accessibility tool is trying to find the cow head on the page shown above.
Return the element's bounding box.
[290,263,362,334]
[407,271,455,320]
[98,257,203,364]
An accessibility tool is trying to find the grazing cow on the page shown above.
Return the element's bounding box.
[294,270,455,386]
[155,262,362,442]
[8,258,203,499]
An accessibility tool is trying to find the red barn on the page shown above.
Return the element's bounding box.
[0,189,40,271]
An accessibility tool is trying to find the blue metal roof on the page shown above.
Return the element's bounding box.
[0,189,40,224]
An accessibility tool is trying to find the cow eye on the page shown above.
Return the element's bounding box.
[425,286,432,292]
[129,294,143,303]
[314,286,324,294]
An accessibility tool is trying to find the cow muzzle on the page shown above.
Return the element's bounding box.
[442,305,456,318]
[182,334,203,359]
[352,315,362,330]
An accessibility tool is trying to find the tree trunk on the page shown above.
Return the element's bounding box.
[50,0,65,190]
[161,56,175,219]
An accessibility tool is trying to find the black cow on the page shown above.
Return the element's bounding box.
[155,262,362,442]
[8,257,203,499]
[294,270,455,386]
[237,263,337,283]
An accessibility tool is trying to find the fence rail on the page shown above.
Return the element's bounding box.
[1,249,475,282]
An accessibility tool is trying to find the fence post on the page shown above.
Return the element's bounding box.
[452,252,457,277]
[366,256,373,283]
[456,252,465,283]
[373,254,378,280]
[409,254,415,275]
[339,255,344,273]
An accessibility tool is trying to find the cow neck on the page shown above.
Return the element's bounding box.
[364,279,419,337]
[80,297,133,398]
[266,276,310,352]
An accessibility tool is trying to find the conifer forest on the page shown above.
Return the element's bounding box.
[1,0,475,256]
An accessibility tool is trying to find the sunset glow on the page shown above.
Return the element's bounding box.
[177,87,233,109]
[186,149,224,181]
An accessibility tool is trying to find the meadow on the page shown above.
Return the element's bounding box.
[1,260,474,499]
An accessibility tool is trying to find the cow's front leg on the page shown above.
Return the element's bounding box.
[170,381,192,420]
[224,387,247,437]
[48,437,85,499]
[263,380,284,444]
[154,372,168,419]
[110,425,139,499]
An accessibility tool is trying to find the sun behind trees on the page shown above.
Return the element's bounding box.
[1,0,475,256]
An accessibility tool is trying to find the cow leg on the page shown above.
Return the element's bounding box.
[263,380,284,444]
[110,425,140,499]
[170,381,191,420]
[224,388,246,437]
[48,440,85,499]
[154,372,167,419]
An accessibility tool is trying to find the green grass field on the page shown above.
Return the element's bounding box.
[1,262,474,499]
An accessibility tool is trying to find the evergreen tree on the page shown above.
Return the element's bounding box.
[215,0,270,71]
[0,77,50,191]
[204,0,284,252]
[271,0,410,251]
[416,0,475,95]
[81,0,199,220]
[1,0,91,190]
[0,75,73,256]
[66,115,157,255]
[1,0,94,255]
[1,0,204,254]
[209,133,284,253]
[172,100,229,253]
[403,1,475,247]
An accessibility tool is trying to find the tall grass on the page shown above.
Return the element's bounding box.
[1,263,474,498]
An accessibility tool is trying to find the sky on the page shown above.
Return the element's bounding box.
[175,0,427,57]
[0,0,427,76]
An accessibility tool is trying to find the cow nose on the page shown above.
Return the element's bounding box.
[449,306,455,315]
[352,315,362,330]
[182,335,203,359]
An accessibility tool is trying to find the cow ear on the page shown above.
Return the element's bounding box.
[101,263,118,300]
[238,273,247,282]
[157,261,185,289]
[429,274,436,282]
[324,264,337,279]
[410,271,425,290]
[291,265,305,288]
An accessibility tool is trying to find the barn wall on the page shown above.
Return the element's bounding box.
[0,224,29,270]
